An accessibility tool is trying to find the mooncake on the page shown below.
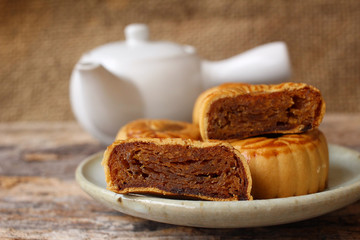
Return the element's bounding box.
[116,119,200,140]
[193,82,326,140]
[229,129,329,199]
[102,138,252,201]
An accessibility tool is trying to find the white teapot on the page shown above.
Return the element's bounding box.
[70,23,291,145]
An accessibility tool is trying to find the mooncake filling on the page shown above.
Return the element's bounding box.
[207,88,323,139]
[107,141,250,200]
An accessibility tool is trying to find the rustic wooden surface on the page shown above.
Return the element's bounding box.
[0,113,359,239]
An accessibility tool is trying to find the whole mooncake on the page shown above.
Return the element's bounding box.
[193,82,326,140]
[229,129,329,199]
[116,119,200,140]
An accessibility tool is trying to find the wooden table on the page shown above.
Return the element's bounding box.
[1,113,359,239]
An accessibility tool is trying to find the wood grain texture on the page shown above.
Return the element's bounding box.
[0,115,359,239]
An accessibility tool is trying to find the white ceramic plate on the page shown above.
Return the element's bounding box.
[75,144,360,228]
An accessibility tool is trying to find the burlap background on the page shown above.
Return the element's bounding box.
[1,0,359,121]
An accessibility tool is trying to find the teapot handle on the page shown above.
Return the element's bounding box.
[201,42,292,89]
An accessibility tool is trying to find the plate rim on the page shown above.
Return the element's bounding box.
[75,144,360,228]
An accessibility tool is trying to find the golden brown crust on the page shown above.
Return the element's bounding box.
[229,129,329,199]
[193,82,326,140]
[116,119,200,140]
[102,138,253,201]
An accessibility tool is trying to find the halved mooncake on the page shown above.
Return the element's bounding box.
[102,138,253,201]
[193,82,326,140]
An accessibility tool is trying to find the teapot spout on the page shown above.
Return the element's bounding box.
[202,42,292,89]
[70,61,144,144]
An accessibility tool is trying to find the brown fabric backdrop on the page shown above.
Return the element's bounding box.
[1,0,359,121]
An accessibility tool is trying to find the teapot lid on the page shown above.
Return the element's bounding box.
[83,24,195,63]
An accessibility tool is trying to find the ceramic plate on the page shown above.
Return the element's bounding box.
[75,144,360,228]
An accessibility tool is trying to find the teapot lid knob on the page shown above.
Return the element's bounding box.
[125,23,149,45]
